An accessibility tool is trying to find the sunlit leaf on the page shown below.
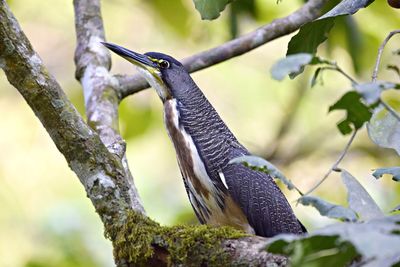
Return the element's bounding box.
[229,155,296,191]
[266,215,400,267]
[354,82,399,105]
[372,167,400,182]
[341,170,384,220]
[319,0,375,19]
[367,105,400,156]
[270,53,313,81]
[287,0,375,60]
[193,0,232,20]
[298,196,358,222]
[267,235,357,267]
[329,91,372,135]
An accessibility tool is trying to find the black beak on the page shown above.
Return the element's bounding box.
[101,42,155,68]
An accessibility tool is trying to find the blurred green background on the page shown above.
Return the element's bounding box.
[0,0,399,266]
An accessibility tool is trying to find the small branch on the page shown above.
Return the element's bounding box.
[303,129,358,196]
[372,30,400,82]
[117,0,329,98]
[73,0,145,214]
[318,65,358,85]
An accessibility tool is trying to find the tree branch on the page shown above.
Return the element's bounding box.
[372,29,400,82]
[117,0,329,98]
[73,0,144,214]
[0,0,138,228]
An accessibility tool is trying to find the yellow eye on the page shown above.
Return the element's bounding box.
[159,60,170,69]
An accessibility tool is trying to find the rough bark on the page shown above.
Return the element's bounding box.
[0,0,328,265]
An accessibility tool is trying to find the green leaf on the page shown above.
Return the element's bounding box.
[287,0,375,58]
[270,53,313,81]
[367,105,400,156]
[298,196,358,222]
[341,170,384,220]
[329,91,372,135]
[229,155,296,191]
[193,0,231,20]
[266,215,400,267]
[372,167,400,182]
[354,82,399,105]
[287,17,335,56]
[267,235,357,267]
[319,0,375,19]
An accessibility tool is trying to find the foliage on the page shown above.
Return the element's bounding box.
[368,105,400,155]
[298,196,357,222]
[373,167,400,182]
[192,0,232,20]
[233,1,400,262]
[266,215,400,267]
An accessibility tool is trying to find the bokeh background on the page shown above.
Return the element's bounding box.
[1,0,399,266]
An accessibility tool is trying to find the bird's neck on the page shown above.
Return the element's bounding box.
[163,86,248,171]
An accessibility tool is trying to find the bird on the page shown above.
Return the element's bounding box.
[103,42,306,237]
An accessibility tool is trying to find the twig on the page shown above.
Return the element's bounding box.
[303,129,358,196]
[372,30,400,82]
[116,0,330,98]
[318,65,358,85]
[371,30,400,122]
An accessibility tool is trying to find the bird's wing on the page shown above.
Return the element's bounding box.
[221,162,305,237]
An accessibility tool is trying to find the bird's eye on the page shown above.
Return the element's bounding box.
[159,60,170,69]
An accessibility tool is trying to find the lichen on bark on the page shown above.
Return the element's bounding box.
[106,211,247,266]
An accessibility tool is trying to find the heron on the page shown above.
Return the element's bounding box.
[103,42,306,237]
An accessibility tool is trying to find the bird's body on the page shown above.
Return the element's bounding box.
[103,43,306,237]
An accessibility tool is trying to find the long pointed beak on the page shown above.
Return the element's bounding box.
[101,42,156,68]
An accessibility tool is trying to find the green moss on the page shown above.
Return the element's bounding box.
[105,211,247,266]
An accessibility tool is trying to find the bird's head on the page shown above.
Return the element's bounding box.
[102,42,189,102]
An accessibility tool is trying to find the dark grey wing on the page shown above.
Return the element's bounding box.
[222,162,305,237]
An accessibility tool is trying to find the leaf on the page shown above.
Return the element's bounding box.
[354,82,399,105]
[287,0,375,57]
[266,215,400,267]
[329,91,372,135]
[319,0,375,20]
[367,105,400,156]
[192,0,231,20]
[268,235,357,267]
[229,155,296,191]
[341,170,384,220]
[372,167,400,182]
[287,17,335,56]
[270,53,313,81]
[298,196,358,222]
